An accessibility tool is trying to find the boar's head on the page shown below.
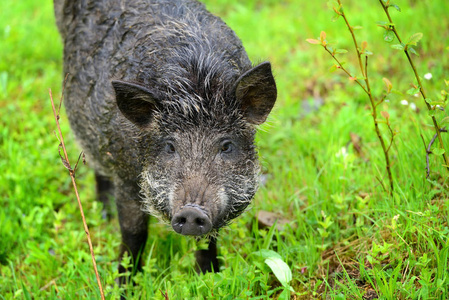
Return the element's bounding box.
[112,62,276,237]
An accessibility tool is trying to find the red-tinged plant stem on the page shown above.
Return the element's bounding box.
[332,0,394,193]
[379,0,449,172]
[49,89,105,300]
[364,56,394,193]
[323,46,368,93]
[337,0,365,78]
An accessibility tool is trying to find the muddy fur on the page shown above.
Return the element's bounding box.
[55,0,276,279]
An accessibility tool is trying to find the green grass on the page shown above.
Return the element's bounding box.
[1,0,449,299]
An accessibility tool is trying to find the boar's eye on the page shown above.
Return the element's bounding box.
[164,141,176,154]
[220,140,234,154]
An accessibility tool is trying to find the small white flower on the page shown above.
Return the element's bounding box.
[414,93,420,97]
[410,103,417,111]
[385,99,390,103]
[400,100,409,105]
[424,73,432,80]
[336,147,348,158]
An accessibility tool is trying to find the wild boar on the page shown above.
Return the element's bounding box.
[54,0,277,279]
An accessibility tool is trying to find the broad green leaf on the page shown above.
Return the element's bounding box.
[264,257,292,287]
[389,4,401,11]
[329,64,338,72]
[376,21,395,26]
[277,289,291,300]
[318,219,333,229]
[391,43,404,50]
[407,32,423,46]
[428,110,436,117]
[335,49,348,54]
[335,294,346,300]
[331,13,341,22]
[317,228,330,237]
[406,87,420,95]
[428,99,445,106]
[408,47,419,56]
[383,30,395,43]
[252,249,282,260]
[433,148,445,156]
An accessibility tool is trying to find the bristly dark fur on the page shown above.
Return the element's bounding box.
[55,0,276,280]
[57,0,252,176]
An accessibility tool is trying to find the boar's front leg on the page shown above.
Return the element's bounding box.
[195,236,219,273]
[115,178,149,284]
[95,173,114,220]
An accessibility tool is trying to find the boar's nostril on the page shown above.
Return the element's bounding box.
[195,218,205,226]
[171,207,212,236]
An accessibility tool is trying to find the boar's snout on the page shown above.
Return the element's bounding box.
[171,206,212,236]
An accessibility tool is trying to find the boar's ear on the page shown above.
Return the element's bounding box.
[235,62,277,125]
[112,80,158,127]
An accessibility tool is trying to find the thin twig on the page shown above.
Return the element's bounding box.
[424,127,448,178]
[384,110,395,155]
[40,278,60,292]
[337,0,365,78]
[323,46,369,94]
[58,73,69,116]
[375,176,388,193]
[375,94,387,108]
[364,55,394,192]
[420,134,430,177]
[379,0,449,172]
[49,88,105,300]
[160,289,170,300]
[73,151,85,174]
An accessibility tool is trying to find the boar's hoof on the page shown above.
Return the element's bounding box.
[171,207,212,236]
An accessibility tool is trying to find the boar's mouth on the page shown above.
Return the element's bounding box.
[139,161,259,236]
